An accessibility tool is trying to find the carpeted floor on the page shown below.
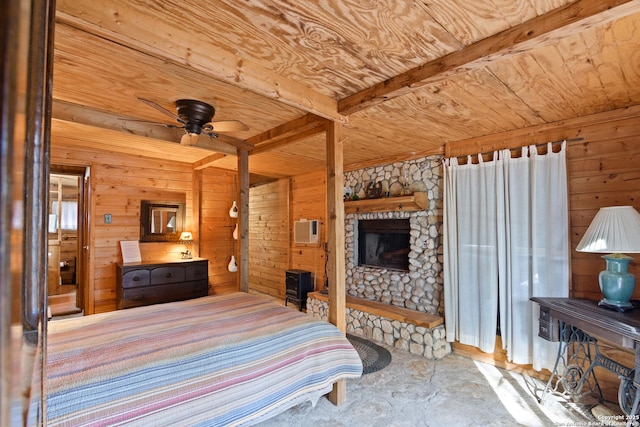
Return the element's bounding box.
[259,342,604,426]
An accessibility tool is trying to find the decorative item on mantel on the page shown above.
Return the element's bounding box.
[178,231,193,259]
[576,206,640,312]
[232,223,238,240]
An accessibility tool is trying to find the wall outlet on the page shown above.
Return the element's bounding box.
[104,214,112,224]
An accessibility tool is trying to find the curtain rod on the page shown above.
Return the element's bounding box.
[451,137,584,163]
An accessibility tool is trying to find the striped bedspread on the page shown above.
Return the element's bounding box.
[46,292,362,426]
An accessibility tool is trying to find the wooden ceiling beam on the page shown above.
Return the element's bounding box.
[339,0,640,115]
[52,99,244,155]
[248,114,328,145]
[248,114,328,155]
[52,98,178,142]
[55,2,347,124]
[192,153,227,171]
[250,125,327,156]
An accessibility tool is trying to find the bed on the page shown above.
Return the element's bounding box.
[45,292,363,426]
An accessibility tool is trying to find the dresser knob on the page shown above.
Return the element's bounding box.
[133,276,139,281]
[165,273,172,278]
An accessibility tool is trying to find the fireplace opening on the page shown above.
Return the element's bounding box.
[358,219,410,271]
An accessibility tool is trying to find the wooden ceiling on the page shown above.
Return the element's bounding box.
[51,0,640,182]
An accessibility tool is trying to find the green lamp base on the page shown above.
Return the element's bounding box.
[599,254,636,309]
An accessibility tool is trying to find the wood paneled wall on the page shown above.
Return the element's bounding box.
[446,104,640,403]
[290,170,327,292]
[50,143,235,312]
[446,105,640,301]
[248,169,327,298]
[199,168,239,294]
[248,179,289,298]
[570,135,640,301]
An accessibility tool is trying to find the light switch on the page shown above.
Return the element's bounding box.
[104,214,112,224]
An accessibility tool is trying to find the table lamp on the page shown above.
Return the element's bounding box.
[576,206,640,310]
[179,231,193,259]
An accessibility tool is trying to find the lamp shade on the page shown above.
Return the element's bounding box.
[179,231,193,242]
[576,206,640,253]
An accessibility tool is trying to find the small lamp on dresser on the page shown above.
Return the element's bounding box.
[179,231,194,259]
[576,206,640,310]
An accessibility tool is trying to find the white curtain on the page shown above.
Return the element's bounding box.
[51,200,78,231]
[443,142,568,371]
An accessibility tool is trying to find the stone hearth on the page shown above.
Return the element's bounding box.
[307,293,451,359]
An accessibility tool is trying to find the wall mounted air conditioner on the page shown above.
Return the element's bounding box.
[294,219,319,244]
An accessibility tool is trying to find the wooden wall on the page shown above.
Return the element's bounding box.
[199,167,240,295]
[290,170,327,292]
[248,169,327,298]
[446,105,640,302]
[446,104,640,403]
[248,179,289,298]
[50,143,236,312]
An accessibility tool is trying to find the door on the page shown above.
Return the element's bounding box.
[79,167,91,313]
[48,166,90,314]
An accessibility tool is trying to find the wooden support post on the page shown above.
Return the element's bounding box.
[237,148,249,292]
[325,121,347,405]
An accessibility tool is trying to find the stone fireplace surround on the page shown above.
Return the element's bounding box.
[344,156,444,317]
[308,156,450,359]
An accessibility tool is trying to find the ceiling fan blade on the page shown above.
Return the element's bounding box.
[138,97,185,124]
[202,120,249,133]
[180,133,200,146]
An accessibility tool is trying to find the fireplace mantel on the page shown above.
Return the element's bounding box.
[344,191,427,214]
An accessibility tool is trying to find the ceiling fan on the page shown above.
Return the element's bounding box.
[137,98,248,146]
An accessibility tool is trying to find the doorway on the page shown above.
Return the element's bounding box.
[47,165,90,316]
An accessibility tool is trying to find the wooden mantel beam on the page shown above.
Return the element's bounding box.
[339,0,640,115]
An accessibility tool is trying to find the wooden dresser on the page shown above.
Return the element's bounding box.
[116,258,209,309]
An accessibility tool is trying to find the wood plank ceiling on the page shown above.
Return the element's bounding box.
[51,0,640,183]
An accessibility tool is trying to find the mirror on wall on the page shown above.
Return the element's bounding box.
[140,200,185,242]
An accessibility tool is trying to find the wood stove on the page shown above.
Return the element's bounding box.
[285,269,312,311]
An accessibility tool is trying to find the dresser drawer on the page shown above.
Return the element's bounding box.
[117,259,208,309]
[186,264,207,281]
[121,281,208,309]
[151,267,186,285]
[121,270,150,288]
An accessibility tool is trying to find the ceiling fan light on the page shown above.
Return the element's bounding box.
[180,132,200,146]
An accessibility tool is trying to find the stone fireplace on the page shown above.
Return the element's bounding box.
[344,156,444,316]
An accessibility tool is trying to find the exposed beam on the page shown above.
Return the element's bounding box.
[192,152,227,171]
[53,98,178,141]
[248,114,328,146]
[237,148,249,293]
[249,115,328,155]
[326,121,346,405]
[55,2,347,124]
[339,0,640,115]
[198,134,254,152]
[52,99,243,155]
[250,125,326,156]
